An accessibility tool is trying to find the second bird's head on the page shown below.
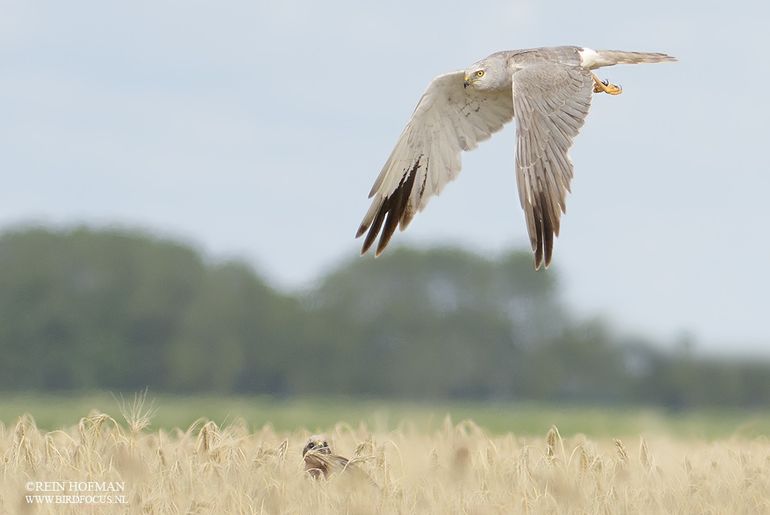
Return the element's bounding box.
[463,56,505,91]
[303,435,331,456]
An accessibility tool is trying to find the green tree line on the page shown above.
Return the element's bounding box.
[0,225,768,408]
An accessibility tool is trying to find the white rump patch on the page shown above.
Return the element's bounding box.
[578,48,600,69]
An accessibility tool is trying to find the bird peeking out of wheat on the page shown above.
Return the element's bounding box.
[301,435,376,486]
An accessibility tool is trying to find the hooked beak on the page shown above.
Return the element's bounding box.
[463,76,470,89]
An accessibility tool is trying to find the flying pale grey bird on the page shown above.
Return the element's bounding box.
[356,46,675,269]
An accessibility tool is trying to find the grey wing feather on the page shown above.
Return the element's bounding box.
[357,71,514,256]
[513,63,594,269]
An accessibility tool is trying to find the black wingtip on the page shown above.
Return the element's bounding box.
[533,212,544,270]
[531,192,557,271]
[533,244,543,270]
[356,159,421,258]
[542,206,554,269]
[360,207,387,256]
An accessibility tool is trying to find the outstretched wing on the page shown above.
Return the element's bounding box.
[357,71,514,256]
[513,63,593,269]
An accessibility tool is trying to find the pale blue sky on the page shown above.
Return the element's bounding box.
[1,0,768,354]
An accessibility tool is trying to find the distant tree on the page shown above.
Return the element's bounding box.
[305,246,567,398]
[166,261,301,394]
[1,225,769,407]
[0,226,294,392]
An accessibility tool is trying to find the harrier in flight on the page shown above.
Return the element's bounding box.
[356,46,675,268]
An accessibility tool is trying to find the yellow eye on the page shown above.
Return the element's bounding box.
[475,70,485,77]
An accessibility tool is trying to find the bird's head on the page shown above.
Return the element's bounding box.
[463,55,506,91]
[302,435,331,456]
[463,67,487,89]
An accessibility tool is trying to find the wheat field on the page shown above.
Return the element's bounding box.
[2,401,769,514]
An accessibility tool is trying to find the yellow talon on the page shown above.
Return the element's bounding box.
[592,74,622,95]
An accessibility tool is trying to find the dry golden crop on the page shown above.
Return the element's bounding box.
[1,406,769,514]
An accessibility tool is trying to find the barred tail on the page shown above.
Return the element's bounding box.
[581,48,677,69]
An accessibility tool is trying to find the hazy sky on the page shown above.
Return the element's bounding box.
[1,0,768,354]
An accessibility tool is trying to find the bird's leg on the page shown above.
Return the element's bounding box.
[592,74,622,95]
